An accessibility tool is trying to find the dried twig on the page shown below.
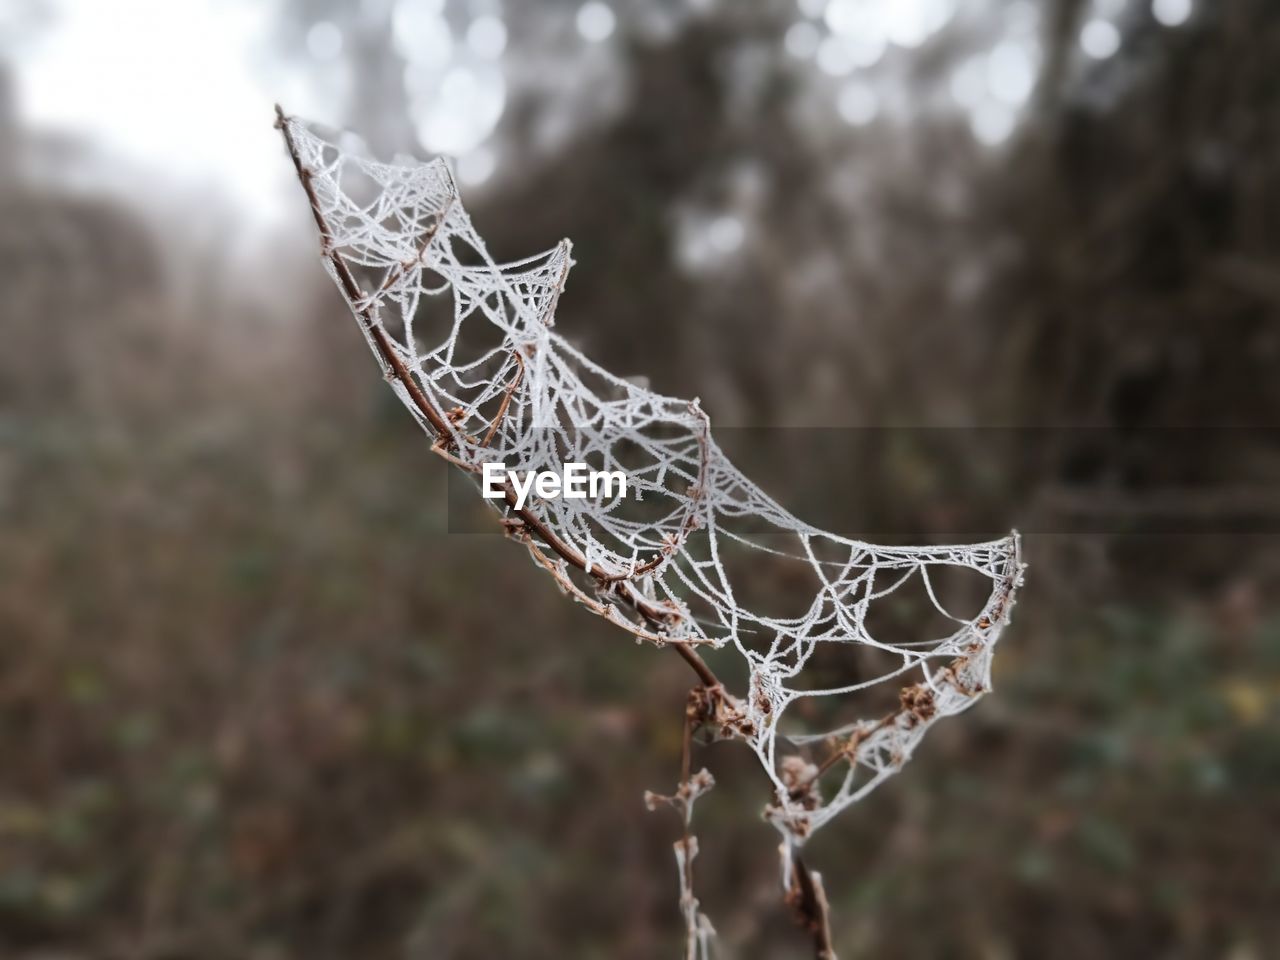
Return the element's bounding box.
[786,854,837,960]
[646,689,718,960]
[275,107,1024,959]
[274,105,720,688]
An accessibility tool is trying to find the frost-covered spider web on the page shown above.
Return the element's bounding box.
[278,112,1024,846]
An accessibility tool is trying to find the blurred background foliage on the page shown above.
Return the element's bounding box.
[1,0,1278,957]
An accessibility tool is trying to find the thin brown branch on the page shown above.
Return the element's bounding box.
[786,854,837,960]
[675,644,719,697]
[479,351,524,448]
[276,105,453,439]
[538,242,572,326]
[646,688,718,960]
[275,104,722,687]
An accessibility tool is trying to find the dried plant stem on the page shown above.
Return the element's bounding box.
[672,642,719,689]
[647,688,718,960]
[786,854,837,960]
[274,105,723,684]
[278,107,845,958]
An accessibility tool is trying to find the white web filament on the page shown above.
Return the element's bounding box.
[278,113,1025,847]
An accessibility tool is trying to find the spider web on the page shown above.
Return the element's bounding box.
[279,115,1025,843]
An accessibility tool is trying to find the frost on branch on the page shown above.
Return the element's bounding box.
[277,109,1025,956]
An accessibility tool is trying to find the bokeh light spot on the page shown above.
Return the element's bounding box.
[1152,0,1193,27]
[576,2,616,43]
[837,82,879,126]
[785,21,821,59]
[987,41,1036,105]
[467,16,507,59]
[708,214,745,254]
[1080,19,1121,59]
[817,36,856,77]
[411,65,506,155]
[971,102,1016,145]
[393,0,452,64]
[458,146,497,186]
[306,21,343,61]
